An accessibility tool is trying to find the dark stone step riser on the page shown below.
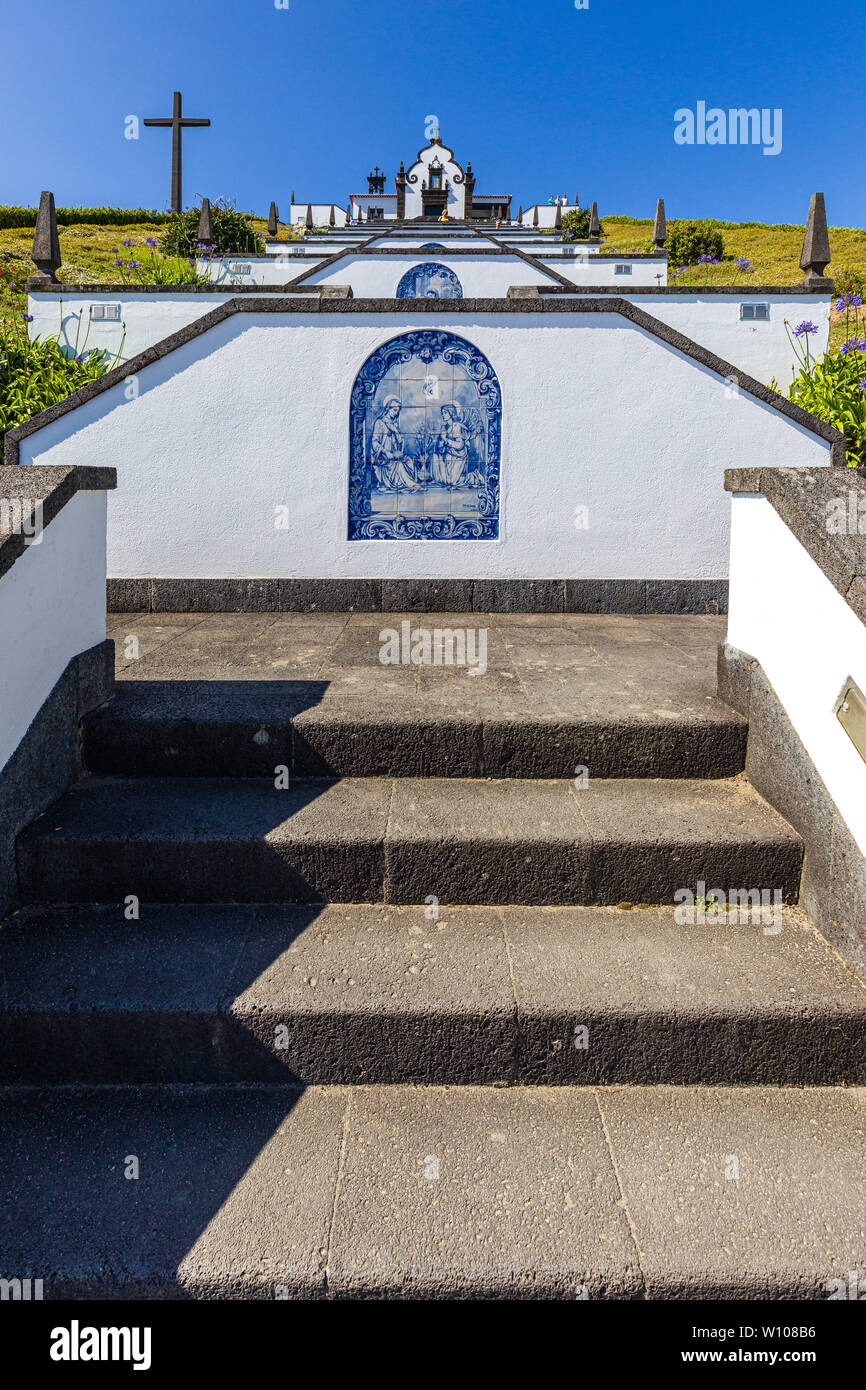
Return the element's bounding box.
[18,840,803,907]
[81,719,747,780]
[2,1011,862,1086]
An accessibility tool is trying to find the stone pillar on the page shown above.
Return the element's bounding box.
[800,192,832,286]
[30,190,62,286]
[197,198,214,244]
[652,198,666,250]
[464,160,475,222]
[395,162,406,221]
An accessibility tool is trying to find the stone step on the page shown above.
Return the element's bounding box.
[1,903,862,1086]
[81,681,747,779]
[16,775,802,907]
[2,1082,865,1298]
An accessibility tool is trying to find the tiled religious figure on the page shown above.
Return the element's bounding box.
[396,262,463,298]
[348,330,501,539]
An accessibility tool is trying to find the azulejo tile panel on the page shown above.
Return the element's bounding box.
[348,330,501,541]
[396,262,463,299]
[419,243,446,251]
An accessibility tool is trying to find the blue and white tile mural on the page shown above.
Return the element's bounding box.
[348,330,501,540]
[419,243,446,250]
[396,262,463,299]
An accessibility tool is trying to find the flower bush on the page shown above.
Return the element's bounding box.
[161,199,262,257]
[0,307,122,433]
[110,237,211,285]
[780,306,866,466]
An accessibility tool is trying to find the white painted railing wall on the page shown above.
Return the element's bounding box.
[0,490,108,773]
[727,492,866,854]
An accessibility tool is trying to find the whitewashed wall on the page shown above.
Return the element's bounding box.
[0,490,107,772]
[727,493,866,854]
[197,253,329,285]
[521,206,576,228]
[17,310,832,582]
[288,205,349,227]
[543,258,668,286]
[616,294,830,389]
[27,290,309,364]
[299,254,559,295]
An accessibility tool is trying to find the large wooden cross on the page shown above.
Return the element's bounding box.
[144,91,211,213]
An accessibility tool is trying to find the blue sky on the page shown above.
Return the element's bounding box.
[2,0,863,226]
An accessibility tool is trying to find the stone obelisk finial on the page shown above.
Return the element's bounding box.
[554,200,562,230]
[31,190,62,284]
[329,204,336,227]
[197,197,214,244]
[652,198,667,250]
[532,204,538,227]
[588,201,600,241]
[800,192,832,286]
[268,201,279,236]
[517,204,523,223]
[305,202,313,230]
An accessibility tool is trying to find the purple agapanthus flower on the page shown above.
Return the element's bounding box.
[793,321,819,337]
[120,238,135,248]
[21,312,33,322]
[860,378,866,392]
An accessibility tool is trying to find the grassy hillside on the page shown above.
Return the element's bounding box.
[2,212,865,349]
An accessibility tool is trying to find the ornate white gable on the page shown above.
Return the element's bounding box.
[403,138,467,220]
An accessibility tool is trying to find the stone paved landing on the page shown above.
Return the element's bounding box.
[2,1083,865,1299]
[106,612,730,718]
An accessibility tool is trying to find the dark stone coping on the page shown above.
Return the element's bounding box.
[0,465,117,581]
[724,467,866,620]
[27,284,320,296]
[107,577,729,615]
[0,638,113,918]
[537,253,669,261]
[4,296,844,465]
[540,284,830,296]
[718,642,866,980]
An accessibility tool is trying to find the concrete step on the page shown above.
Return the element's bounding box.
[2,1082,865,1298]
[16,775,802,907]
[81,681,747,779]
[1,904,863,1085]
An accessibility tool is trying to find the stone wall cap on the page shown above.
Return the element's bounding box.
[724,466,866,623]
[0,464,117,582]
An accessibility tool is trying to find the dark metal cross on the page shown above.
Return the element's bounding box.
[144,91,211,213]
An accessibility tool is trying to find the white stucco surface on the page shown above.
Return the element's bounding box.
[17,311,832,583]
[298,254,559,295]
[0,490,107,773]
[197,254,329,285]
[727,492,866,854]
[545,258,668,287]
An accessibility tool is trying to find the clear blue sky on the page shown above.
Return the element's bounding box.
[2,0,863,226]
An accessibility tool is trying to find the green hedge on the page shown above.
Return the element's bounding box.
[0,206,177,230]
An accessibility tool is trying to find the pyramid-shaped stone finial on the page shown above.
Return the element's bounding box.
[31,190,61,282]
[800,192,832,284]
[588,201,600,240]
[291,190,295,205]
[652,198,667,249]
[532,204,539,227]
[517,204,523,223]
[197,198,214,245]
[329,204,336,227]
[305,203,313,229]
[554,201,562,229]
[268,201,278,236]
[575,191,579,208]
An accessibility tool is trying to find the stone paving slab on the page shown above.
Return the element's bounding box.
[2,1082,864,1298]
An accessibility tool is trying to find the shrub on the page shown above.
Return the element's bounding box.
[666,219,725,266]
[560,207,604,240]
[161,199,262,257]
[0,321,117,433]
[833,265,866,298]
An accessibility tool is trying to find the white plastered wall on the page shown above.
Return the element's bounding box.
[0,490,107,772]
[727,493,866,854]
[17,311,832,583]
[299,254,558,295]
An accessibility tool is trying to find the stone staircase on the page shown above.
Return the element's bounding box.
[2,613,865,1299]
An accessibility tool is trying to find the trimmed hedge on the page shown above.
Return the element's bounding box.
[0,206,177,230]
